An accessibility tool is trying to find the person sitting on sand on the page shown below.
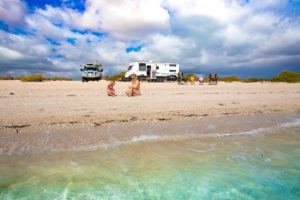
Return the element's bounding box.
[190,75,195,84]
[107,80,117,96]
[199,76,204,85]
[126,74,141,96]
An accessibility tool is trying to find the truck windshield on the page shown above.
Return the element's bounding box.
[128,65,132,71]
[86,67,98,71]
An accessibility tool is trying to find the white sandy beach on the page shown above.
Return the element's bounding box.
[0,80,299,126]
[0,80,300,154]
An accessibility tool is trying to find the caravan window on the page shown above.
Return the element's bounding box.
[139,63,146,71]
[128,65,132,71]
[169,70,177,72]
[169,64,177,67]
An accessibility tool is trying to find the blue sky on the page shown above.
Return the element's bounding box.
[0,0,300,78]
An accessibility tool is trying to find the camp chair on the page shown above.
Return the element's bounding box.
[198,76,204,85]
[209,73,218,85]
[178,72,187,84]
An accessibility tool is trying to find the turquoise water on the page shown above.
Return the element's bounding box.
[0,127,299,199]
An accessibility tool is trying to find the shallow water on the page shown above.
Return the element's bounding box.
[0,126,299,200]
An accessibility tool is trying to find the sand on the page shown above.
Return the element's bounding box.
[0,80,300,154]
[1,80,299,125]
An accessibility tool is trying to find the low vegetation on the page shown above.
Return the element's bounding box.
[271,71,300,83]
[243,78,271,82]
[43,77,72,81]
[0,76,11,80]
[102,71,299,83]
[218,71,300,83]
[1,70,299,83]
[184,73,199,81]
[219,76,241,82]
[105,72,126,81]
[15,74,72,82]
[19,74,44,82]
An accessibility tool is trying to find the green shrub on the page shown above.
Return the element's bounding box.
[20,74,44,82]
[245,77,259,82]
[19,74,72,82]
[243,77,271,82]
[104,76,111,81]
[271,71,300,83]
[203,77,209,82]
[106,72,126,81]
[0,76,9,80]
[219,76,241,82]
[184,73,198,81]
[44,77,72,81]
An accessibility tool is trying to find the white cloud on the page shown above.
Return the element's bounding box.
[130,34,189,60]
[165,0,231,22]
[81,0,169,38]
[33,0,170,39]
[0,0,299,77]
[0,0,26,25]
[0,46,23,60]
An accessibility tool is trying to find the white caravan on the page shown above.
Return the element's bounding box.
[125,61,179,81]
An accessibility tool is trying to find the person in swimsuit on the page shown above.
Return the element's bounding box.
[107,80,117,96]
[125,74,141,96]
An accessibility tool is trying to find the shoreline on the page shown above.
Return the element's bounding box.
[1,112,299,200]
[1,111,300,155]
[0,80,300,155]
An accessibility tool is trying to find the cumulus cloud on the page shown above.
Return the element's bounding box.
[0,0,26,25]
[165,0,232,22]
[161,0,300,75]
[81,0,169,39]
[0,46,23,60]
[0,0,299,78]
[34,0,170,39]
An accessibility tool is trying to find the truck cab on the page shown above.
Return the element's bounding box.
[80,63,103,82]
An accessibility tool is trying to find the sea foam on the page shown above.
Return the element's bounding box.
[280,118,300,128]
[131,135,160,142]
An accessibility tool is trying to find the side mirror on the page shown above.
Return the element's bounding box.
[99,68,103,72]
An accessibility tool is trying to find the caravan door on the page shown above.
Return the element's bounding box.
[151,64,157,80]
[146,64,151,79]
[146,63,157,81]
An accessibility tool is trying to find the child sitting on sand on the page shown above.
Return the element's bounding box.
[107,80,117,96]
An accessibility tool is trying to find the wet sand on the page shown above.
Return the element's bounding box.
[0,80,300,154]
[1,111,300,154]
